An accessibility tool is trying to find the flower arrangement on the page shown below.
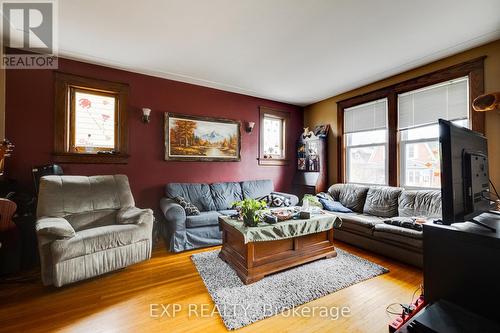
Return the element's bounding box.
[232,198,268,227]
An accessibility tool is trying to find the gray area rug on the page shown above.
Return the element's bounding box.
[191,249,388,330]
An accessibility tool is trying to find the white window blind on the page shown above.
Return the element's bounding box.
[398,77,469,130]
[344,98,388,134]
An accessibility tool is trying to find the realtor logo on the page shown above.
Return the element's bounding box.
[1,0,58,69]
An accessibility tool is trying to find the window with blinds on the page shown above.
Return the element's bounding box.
[398,76,469,130]
[344,98,388,134]
[398,77,470,188]
[344,98,388,185]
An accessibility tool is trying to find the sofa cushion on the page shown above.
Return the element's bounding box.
[363,186,403,218]
[185,211,221,229]
[373,223,423,249]
[333,212,384,235]
[65,209,118,232]
[51,224,148,262]
[241,179,274,199]
[398,190,442,218]
[166,183,216,212]
[210,182,243,210]
[328,183,369,213]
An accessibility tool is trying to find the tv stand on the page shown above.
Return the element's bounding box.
[453,211,500,233]
[489,209,500,216]
[423,221,500,323]
[470,218,496,232]
[469,219,497,233]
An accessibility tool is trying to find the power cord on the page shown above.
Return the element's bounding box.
[481,191,499,202]
[410,283,423,304]
[386,303,405,316]
[490,179,500,199]
[386,303,415,316]
[386,283,423,317]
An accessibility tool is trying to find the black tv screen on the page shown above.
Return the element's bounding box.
[439,119,490,224]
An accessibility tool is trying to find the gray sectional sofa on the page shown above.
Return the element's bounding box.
[328,183,441,267]
[160,179,299,252]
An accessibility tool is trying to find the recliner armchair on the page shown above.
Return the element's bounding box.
[36,175,153,287]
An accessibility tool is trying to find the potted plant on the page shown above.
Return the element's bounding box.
[232,198,268,227]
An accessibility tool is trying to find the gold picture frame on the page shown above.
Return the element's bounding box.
[164,112,241,161]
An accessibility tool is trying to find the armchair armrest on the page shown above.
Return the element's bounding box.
[117,207,154,225]
[36,217,76,239]
[272,191,300,207]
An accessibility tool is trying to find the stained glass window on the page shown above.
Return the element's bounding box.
[259,107,289,165]
[72,90,116,152]
[263,116,283,157]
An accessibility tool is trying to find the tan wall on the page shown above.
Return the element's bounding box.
[305,39,500,188]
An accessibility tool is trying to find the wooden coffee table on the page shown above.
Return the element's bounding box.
[218,214,337,284]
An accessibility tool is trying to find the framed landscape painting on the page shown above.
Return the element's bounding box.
[164,113,241,161]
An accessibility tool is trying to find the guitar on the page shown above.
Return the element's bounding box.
[0,198,17,232]
[0,139,14,176]
[0,140,16,241]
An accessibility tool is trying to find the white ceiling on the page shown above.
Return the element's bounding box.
[58,0,500,106]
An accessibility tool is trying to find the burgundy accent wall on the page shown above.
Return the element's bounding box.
[5,58,302,210]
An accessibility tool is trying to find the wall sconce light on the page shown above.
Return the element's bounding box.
[246,121,255,133]
[472,92,500,113]
[142,108,151,123]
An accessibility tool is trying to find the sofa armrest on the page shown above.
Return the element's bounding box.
[160,198,188,252]
[272,191,300,206]
[160,198,187,224]
[117,207,154,225]
[36,217,76,239]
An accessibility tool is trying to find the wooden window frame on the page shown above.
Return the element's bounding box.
[337,57,485,186]
[54,72,129,164]
[258,106,289,166]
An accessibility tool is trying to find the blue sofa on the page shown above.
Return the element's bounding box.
[160,179,299,252]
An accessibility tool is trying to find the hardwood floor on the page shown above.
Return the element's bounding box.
[0,241,422,333]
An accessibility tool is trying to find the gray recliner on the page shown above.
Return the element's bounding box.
[36,175,154,287]
[160,179,299,253]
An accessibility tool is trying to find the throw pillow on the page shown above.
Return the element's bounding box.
[271,193,291,207]
[318,198,353,213]
[258,194,292,207]
[302,194,323,208]
[173,196,200,216]
[316,192,334,201]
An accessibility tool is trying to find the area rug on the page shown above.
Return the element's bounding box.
[191,249,388,330]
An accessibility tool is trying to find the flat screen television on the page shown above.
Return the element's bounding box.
[439,119,496,230]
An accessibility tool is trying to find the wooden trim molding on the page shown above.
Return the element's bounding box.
[258,106,290,166]
[52,152,130,164]
[337,57,486,186]
[53,72,129,164]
